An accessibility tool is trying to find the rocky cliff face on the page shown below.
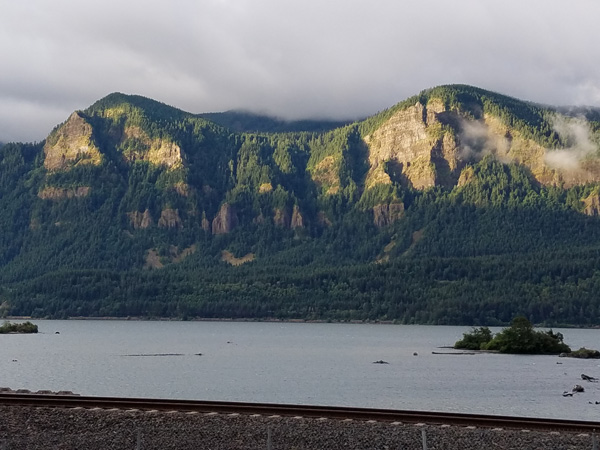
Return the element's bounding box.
[158,209,183,229]
[47,109,186,172]
[119,125,184,168]
[363,99,600,191]
[127,209,153,229]
[464,114,600,187]
[291,205,304,228]
[311,156,340,194]
[273,208,291,227]
[364,100,461,190]
[583,193,600,216]
[43,112,102,171]
[212,203,238,234]
[271,206,304,228]
[36,89,600,241]
[373,203,404,227]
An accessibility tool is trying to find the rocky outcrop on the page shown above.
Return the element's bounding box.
[311,156,340,195]
[158,209,183,229]
[364,99,600,191]
[144,249,164,269]
[38,186,91,200]
[170,245,196,263]
[212,203,238,235]
[146,141,183,168]
[120,125,184,169]
[273,208,291,227]
[291,205,304,228]
[272,205,304,229]
[364,102,448,190]
[482,115,557,184]
[174,182,191,197]
[456,166,476,187]
[127,209,153,229]
[363,99,469,190]
[144,245,195,269]
[221,250,255,266]
[258,183,273,193]
[43,112,102,171]
[373,203,404,227]
[583,193,600,216]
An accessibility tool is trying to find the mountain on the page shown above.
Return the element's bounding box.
[198,110,353,133]
[1,84,600,325]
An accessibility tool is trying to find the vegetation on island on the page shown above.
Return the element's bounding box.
[0,321,38,334]
[0,85,600,324]
[454,316,572,354]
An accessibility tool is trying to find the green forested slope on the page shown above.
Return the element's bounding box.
[1,85,600,325]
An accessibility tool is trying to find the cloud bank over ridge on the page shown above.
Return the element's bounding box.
[1,0,600,142]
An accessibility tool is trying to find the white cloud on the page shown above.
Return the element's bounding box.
[1,0,600,142]
[544,115,598,171]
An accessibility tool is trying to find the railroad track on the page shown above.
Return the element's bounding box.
[0,393,598,433]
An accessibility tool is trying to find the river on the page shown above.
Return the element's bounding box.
[1,320,599,421]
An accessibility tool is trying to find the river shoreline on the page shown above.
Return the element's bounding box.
[5,316,600,329]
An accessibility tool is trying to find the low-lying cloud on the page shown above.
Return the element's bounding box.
[458,119,510,162]
[544,115,598,171]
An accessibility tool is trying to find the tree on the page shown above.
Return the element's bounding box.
[484,316,571,354]
[454,326,493,350]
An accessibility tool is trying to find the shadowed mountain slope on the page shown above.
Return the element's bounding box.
[1,85,600,325]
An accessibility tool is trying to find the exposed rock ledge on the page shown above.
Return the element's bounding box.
[221,250,255,266]
[373,202,404,227]
[158,209,183,229]
[43,112,102,171]
[38,186,90,200]
[583,193,600,216]
[120,125,184,169]
[212,203,238,234]
[127,209,153,229]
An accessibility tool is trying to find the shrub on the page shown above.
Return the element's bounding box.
[0,321,38,334]
[454,326,493,350]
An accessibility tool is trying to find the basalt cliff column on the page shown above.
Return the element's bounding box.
[212,203,238,235]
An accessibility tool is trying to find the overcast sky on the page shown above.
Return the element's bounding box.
[1,0,600,143]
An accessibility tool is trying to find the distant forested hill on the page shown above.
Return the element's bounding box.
[198,110,353,133]
[1,85,600,325]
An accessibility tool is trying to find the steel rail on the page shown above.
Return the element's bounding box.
[0,393,598,433]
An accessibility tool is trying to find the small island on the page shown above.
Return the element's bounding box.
[0,321,38,334]
[454,316,572,354]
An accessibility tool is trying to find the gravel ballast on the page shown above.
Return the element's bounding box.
[0,405,596,449]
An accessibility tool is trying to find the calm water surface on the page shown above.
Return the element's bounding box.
[1,320,599,421]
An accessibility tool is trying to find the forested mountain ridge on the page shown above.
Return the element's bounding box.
[2,84,600,325]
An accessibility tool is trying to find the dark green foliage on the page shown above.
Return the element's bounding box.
[455,317,572,354]
[360,84,563,148]
[418,85,560,147]
[1,87,600,325]
[199,110,353,133]
[483,316,571,354]
[0,321,38,334]
[454,326,493,350]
